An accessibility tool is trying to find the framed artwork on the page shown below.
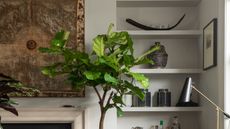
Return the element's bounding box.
[203,18,217,70]
[0,0,85,97]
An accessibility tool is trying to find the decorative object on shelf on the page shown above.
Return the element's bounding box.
[176,77,230,129]
[62,105,75,108]
[126,14,185,30]
[171,116,181,129]
[203,18,217,70]
[144,89,151,107]
[159,120,164,129]
[123,94,132,107]
[132,95,138,107]
[147,42,168,68]
[156,89,171,107]
[150,125,155,129]
[152,90,158,106]
[150,125,160,129]
[155,125,159,129]
[133,89,151,107]
[131,126,143,129]
[39,24,160,129]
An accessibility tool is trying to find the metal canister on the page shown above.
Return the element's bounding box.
[133,89,151,107]
[157,89,171,107]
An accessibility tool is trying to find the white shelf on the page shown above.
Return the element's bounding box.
[131,68,202,74]
[117,0,201,7]
[121,30,201,39]
[121,107,202,112]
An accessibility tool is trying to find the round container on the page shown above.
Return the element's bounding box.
[123,95,132,107]
[156,89,171,107]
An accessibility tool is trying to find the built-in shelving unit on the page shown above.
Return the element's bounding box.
[117,0,201,7]
[121,107,202,112]
[116,0,202,128]
[131,68,202,74]
[123,30,202,39]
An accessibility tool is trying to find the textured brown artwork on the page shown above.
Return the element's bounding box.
[0,0,85,97]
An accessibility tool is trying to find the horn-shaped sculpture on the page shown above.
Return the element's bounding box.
[126,14,186,30]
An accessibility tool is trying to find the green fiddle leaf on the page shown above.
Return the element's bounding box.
[51,39,65,48]
[41,63,64,78]
[116,106,124,117]
[98,57,119,71]
[68,74,87,90]
[39,47,62,54]
[135,45,160,64]
[55,30,65,40]
[77,52,90,65]
[63,50,74,63]
[112,95,124,105]
[104,104,114,111]
[93,35,105,57]
[129,73,149,88]
[104,73,118,85]
[41,67,55,78]
[123,55,135,66]
[109,48,122,57]
[6,99,18,105]
[39,48,50,53]
[107,32,128,45]
[84,71,101,80]
[125,81,144,100]
[127,37,134,55]
[63,31,70,40]
[51,30,69,48]
[134,57,153,65]
[107,23,114,36]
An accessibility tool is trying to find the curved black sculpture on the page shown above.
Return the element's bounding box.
[126,14,186,30]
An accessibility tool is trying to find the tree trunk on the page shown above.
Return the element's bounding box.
[99,110,106,129]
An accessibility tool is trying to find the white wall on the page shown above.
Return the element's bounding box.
[198,0,225,129]
[13,1,117,129]
[225,0,230,129]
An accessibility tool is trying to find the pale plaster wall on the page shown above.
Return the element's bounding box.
[199,0,225,129]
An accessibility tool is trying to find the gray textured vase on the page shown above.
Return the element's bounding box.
[147,42,168,68]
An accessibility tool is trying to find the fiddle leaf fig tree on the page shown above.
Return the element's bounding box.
[39,24,160,129]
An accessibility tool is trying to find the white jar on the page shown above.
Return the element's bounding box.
[123,95,132,107]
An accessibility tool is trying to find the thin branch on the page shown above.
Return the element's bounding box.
[106,92,114,107]
[93,86,102,101]
[99,89,108,113]
[102,90,108,104]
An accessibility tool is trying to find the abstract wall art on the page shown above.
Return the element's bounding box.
[0,0,85,97]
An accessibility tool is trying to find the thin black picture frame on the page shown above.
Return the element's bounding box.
[203,18,217,71]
